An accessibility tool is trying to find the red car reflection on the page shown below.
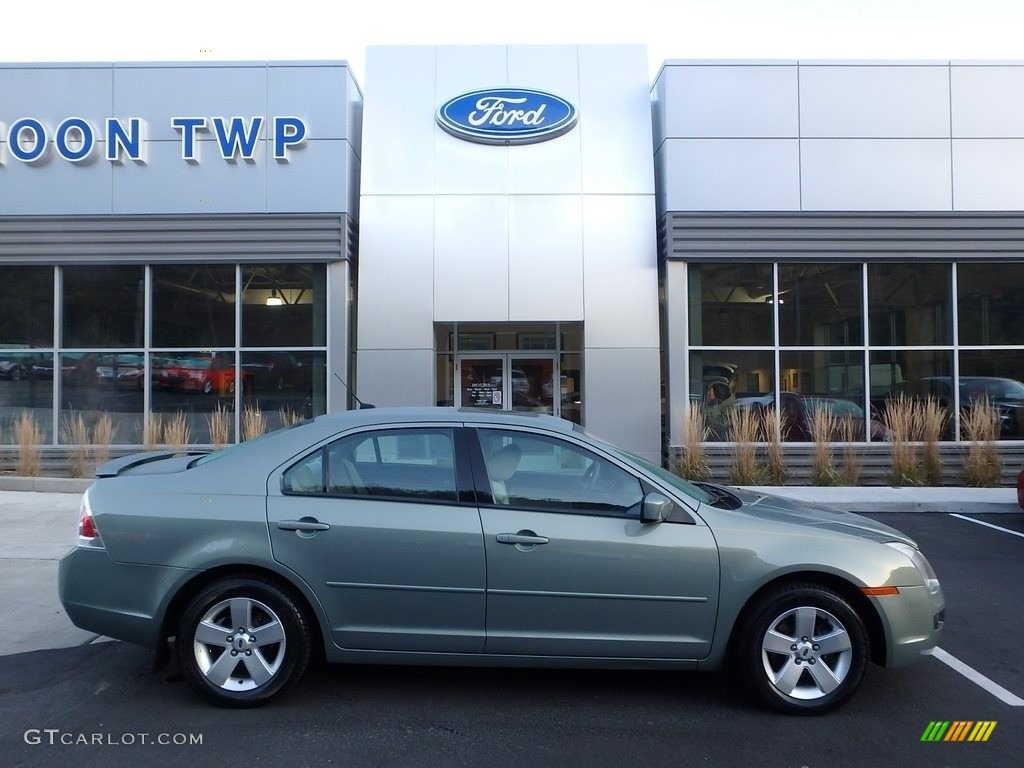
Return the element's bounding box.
[156,356,248,395]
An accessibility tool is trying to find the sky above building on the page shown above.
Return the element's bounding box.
[5,0,1023,83]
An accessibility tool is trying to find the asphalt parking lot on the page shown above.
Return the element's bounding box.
[0,493,1021,768]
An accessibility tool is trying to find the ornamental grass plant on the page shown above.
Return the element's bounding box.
[163,411,192,455]
[242,404,267,442]
[961,395,1002,487]
[727,405,762,485]
[14,411,42,477]
[676,404,711,482]
[808,404,841,486]
[761,407,788,486]
[206,403,232,449]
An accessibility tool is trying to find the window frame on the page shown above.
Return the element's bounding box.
[466,426,647,519]
[280,425,476,505]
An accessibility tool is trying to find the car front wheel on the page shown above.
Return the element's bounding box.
[740,583,868,714]
[177,577,311,707]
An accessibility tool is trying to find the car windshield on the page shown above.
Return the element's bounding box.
[804,398,863,417]
[962,378,1024,400]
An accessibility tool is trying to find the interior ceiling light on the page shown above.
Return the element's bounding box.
[266,288,284,307]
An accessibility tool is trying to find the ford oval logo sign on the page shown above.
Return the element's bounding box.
[436,89,578,145]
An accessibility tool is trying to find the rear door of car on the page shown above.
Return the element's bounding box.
[267,425,486,653]
[469,426,720,660]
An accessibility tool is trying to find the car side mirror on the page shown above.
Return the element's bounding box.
[641,492,674,524]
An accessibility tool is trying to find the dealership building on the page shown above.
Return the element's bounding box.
[2,48,1023,473]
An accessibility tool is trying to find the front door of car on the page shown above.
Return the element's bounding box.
[472,427,720,660]
[267,426,485,653]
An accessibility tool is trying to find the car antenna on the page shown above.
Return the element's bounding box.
[332,370,375,409]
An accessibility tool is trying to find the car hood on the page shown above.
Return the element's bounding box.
[723,487,917,546]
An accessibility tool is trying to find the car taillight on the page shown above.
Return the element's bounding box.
[77,490,104,549]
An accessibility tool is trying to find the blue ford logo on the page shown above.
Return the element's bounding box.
[436,88,578,145]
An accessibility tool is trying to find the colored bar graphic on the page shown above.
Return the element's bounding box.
[921,721,996,742]
[921,721,950,741]
[945,721,973,741]
[968,722,997,742]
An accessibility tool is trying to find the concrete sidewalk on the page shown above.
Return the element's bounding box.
[0,484,1019,660]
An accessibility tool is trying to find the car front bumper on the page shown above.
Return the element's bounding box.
[872,583,946,668]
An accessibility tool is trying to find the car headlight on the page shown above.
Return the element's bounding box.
[886,541,940,594]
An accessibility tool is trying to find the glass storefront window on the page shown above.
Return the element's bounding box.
[0,267,53,348]
[868,263,952,346]
[959,350,1024,440]
[63,266,144,348]
[242,265,326,347]
[870,350,953,440]
[153,265,235,348]
[241,351,327,430]
[0,352,55,442]
[689,350,774,441]
[779,351,872,441]
[60,352,143,444]
[688,263,774,346]
[778,263,863,346]
[151,351,237,444]
[957,263,1024,346]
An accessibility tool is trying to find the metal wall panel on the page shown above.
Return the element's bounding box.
[112,65,268,142]
[951,65,1024,137]
[583,195,659,349]
[657,138,801,214]
[356,349,435,408]
[0,65,113,126]
[112,140,267,214]
[953,139,1024,210]
[661,212,1024,262]
[267,64,352,141]
[799,65,951,138]
[266,139,352,213]
[582,347,661,462]
[434,47,508,195]
[659,64,799,139]
[433,195,509,321]
[507,46,583,195]
[578,45,654,194]
[0,215,347,264]
[357,197,435,349]
[1,62,356,217]
[663,261,689,448]
[360,47,436,195]
[0,156,113,215]
[801,139,952,211]
[508,195,583,321]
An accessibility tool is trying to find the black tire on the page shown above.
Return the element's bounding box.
[176,577,311,708]
[738,583,868,715]
[202,379,213,395]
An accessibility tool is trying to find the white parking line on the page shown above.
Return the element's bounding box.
[930,647,1024,706]
[949,513,1024,539]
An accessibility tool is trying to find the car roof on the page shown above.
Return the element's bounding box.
[309,406,576,433]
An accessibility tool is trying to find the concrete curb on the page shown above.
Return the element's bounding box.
[0,477,93,494]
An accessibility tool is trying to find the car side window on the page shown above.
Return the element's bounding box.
[284,428,458,502]
[478,428,643,516]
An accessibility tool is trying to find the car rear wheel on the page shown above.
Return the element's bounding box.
[739,583,868,714]
[177,577,311,707]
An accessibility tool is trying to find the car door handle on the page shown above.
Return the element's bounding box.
[278,519,331,532]
[496,532,549,545]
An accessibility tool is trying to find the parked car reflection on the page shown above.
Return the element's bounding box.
[156,355,248,396]
[915,376,1024,438]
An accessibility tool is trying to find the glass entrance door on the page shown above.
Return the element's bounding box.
[457,354,557,416]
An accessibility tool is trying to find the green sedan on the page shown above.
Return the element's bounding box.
[59,407,944,714]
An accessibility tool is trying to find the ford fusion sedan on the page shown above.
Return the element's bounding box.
[59,407,944,714]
